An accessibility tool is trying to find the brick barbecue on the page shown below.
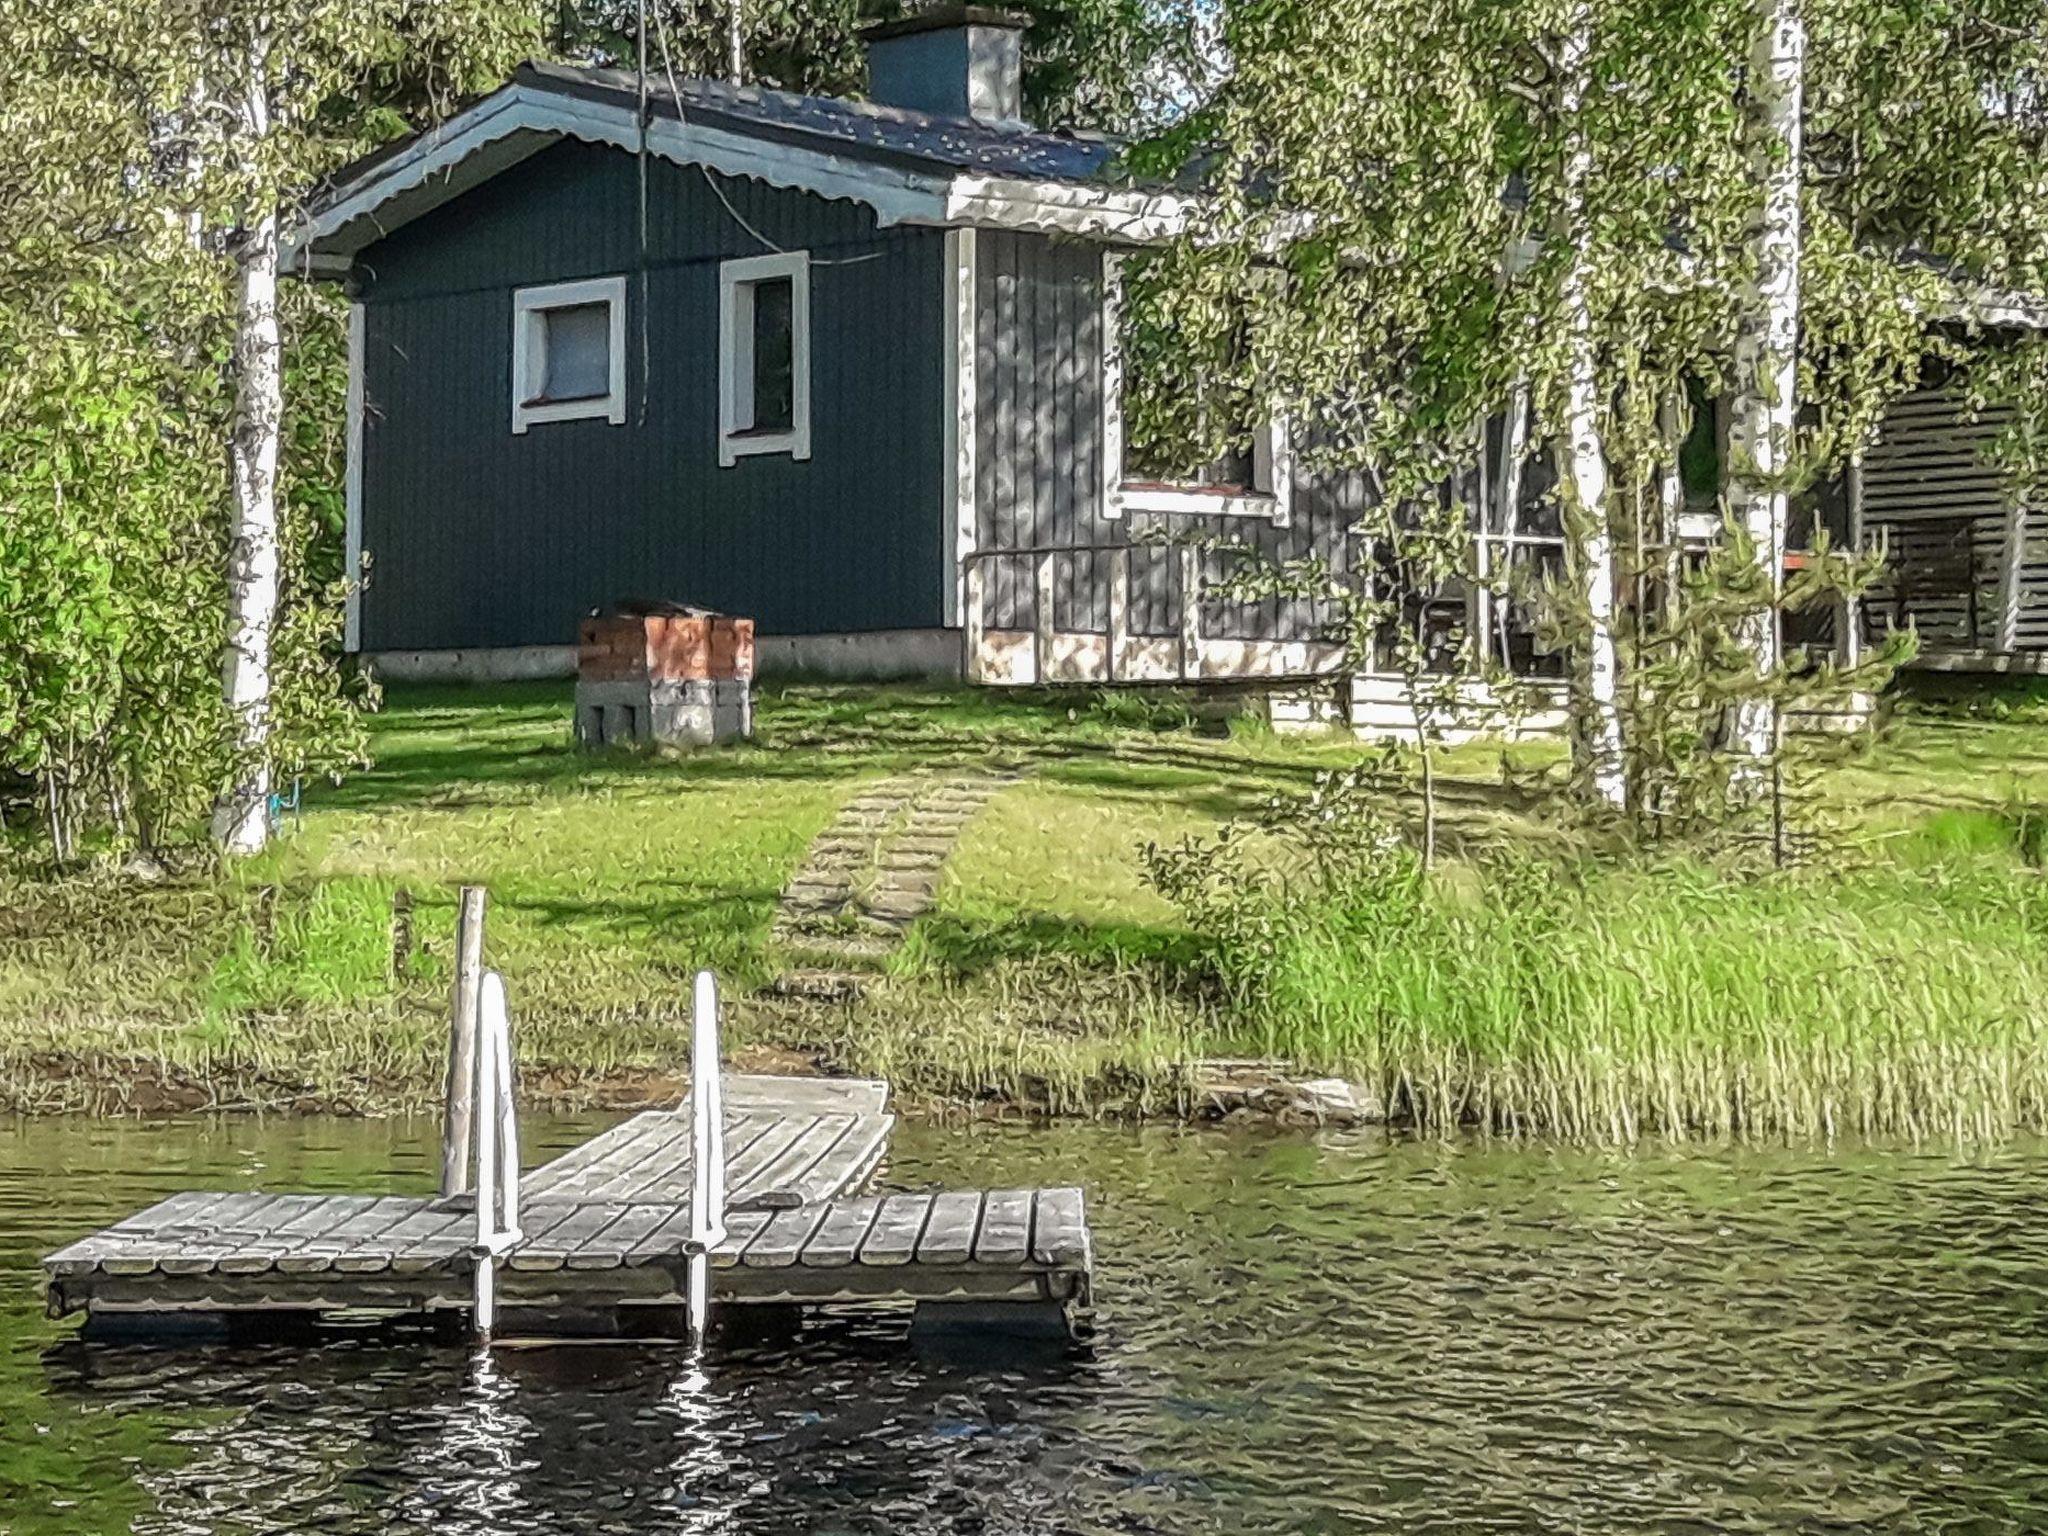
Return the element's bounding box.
[575,603,754,747]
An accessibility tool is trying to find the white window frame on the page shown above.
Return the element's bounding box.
[719,249,812,466]
[1101,252,1291,526]
[510,274,628,434]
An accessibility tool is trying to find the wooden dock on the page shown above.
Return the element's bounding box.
[42,924,1092,1342]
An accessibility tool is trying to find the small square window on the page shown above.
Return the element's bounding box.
[720,252,811,465]
[512,276,626,433]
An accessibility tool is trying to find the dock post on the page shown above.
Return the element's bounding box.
[687,970,728,1341]
[471,970,523,1341]
[441,886,487,1198]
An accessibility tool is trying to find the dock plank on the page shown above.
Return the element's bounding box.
[577,1118,699,1203]
[743,1114,845,1199]
[973,1190,1034,1267]
[509,1202,632,1270]
[857,1194,932,1268]
[800,1197,881,1269]
[724,1074,888,1118]
[153,1194,290,1276]
[738,1202,831,1269]
[722,1115,813,1195]
[367,1204,469,1275]
[914,1191,984,1266]
[563,1204,675,1269]
[524,1111,678,1201]
[1030,1187,1089,1267]
[707,1210,772,1266]
[278,1197,424,1274]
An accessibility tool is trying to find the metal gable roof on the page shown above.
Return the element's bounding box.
[519,61,1129,185]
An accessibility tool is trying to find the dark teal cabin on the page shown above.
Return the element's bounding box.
[288,8,1393,689]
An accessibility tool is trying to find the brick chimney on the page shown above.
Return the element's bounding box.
[861,7,1028,127]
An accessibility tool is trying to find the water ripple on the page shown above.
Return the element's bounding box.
[6,1116,2048,1532]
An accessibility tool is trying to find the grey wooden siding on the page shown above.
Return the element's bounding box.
[1858,385,2021,650]
[970,231,1372,644]
[355,140,946,652]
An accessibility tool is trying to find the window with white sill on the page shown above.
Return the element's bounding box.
[511,275,627,433]
[1102,253,1291,525]
[719,250,811,465]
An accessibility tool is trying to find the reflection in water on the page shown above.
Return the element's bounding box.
[8,1114,2048,1532]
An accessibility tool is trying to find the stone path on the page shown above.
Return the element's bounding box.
[770,769,1017,1001]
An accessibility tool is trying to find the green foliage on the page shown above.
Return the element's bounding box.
[1147,766,2048,1139]
[0,0,537,859]
[1127,0,2046,823]
[563,0,1208,131]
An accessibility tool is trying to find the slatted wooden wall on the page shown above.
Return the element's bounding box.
[1860,387,2022,651]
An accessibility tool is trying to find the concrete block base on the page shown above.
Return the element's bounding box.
[574,678,753,748]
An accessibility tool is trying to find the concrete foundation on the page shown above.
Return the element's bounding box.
[361,629,965,685]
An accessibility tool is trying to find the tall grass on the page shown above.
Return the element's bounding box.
[1170,826,2048,1140]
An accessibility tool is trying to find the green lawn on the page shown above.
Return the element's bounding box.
[5,676,2048,1128]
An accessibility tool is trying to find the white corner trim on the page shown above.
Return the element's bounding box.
[510,273,628,433]
[1099,250,1293,527]
[1100,251,1128,523]
[718,249,812,467]
[344,300,366,653]
[943,228,979,628]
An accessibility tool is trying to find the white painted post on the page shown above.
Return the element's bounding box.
[491,981,520,1241]
[1108,548,1130,683]
[1844,455,1867,667]
[687,970,729,1341]
[964,561,988,683]
[471,971,523,1342]
[471,975,498,1338]
[1034,550,1056,684]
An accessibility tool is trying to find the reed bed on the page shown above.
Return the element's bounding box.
[1209,855,2048,1140]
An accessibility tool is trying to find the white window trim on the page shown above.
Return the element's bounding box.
[1101,252,1291,526]
[511,274,628,433]
[719,249,812,466]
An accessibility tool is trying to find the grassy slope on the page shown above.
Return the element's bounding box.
[5,675,2048,1126]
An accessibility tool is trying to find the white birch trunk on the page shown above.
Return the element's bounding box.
[1555,13,1627,810]
[1725,0,1805,757]
[212,47,281,855]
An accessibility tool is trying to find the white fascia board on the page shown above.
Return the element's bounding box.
[1932,281,2048,331]
[284,84,955,270]
[944,174,1196,244]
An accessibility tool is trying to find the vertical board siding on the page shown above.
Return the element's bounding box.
[1858,385,2020,650]
[972,231,1371,649]
[355,140,945,651]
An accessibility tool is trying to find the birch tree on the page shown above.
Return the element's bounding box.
[1553,6,1627,806]
[1131,0,1749,813]
[2,0,532,860]
[1722,0,1804,759]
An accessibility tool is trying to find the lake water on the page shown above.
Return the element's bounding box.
[5,1114,2048,1533]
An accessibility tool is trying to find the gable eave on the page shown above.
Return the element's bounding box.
[284,77,1193,278]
